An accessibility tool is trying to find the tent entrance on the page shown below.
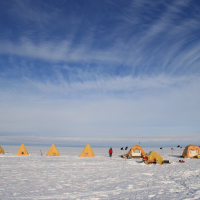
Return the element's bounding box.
[132,150,141,157]
[189,150,198,157]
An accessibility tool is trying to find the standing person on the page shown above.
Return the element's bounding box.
[109,147,113,157]
[40,150,43,156]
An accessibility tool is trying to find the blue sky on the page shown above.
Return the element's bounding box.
[0,0,200,147]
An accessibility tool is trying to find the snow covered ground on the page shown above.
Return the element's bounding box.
[0,146,200,199]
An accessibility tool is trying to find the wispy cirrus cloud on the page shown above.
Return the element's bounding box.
[0,73,199,99]
[1,35,200,77]
[0,0,200,76]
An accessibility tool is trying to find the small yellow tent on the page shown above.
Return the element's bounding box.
[0,145,5,154]
[127,145,146,158]
[16,143,29,155]
[182,144,200,158]
[147,151,163,164]
[46,144,60,156]
[79,144,95,157]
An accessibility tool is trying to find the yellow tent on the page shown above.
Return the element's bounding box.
[147,151,163,164]
[46,144,60,156]
[16,143,29,155]
[0,145,5,154]
[79,144,95,157]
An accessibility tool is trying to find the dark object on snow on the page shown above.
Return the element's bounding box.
[163,160,169,163]
[121,147,123,150]
[179,160,185,163]
[160,147,162,149]
[177,145,180,148]
[125,146,128,150]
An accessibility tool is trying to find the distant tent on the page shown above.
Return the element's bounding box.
[182,144,200,158]
[147,151,163,164]
[127,145,146,158]
[16,143,29,155]
[0,145,5,154]
[79,144,95,157]
[46,144,60,156]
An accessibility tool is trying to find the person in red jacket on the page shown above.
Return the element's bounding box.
[109,147,113,157]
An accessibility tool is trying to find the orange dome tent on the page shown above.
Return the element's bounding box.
[127,145,146,158]
[182,144,200,158]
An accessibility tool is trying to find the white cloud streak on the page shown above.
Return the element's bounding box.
[0,134,199,147]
